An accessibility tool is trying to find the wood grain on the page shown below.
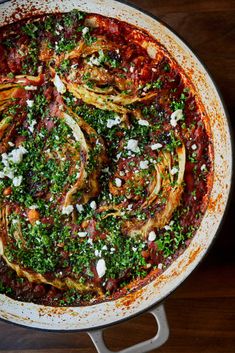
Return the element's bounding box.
[0,1,235,352]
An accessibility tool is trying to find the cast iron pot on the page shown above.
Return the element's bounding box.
[0,1,233,352]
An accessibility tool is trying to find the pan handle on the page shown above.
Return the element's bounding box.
[87,303,169,353]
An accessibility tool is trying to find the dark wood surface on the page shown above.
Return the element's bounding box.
[0,0,235,352]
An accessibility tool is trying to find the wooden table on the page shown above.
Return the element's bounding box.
[0,0,234,352]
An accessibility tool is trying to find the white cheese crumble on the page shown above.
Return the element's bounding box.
[24,85,38,91]
[170,167,178,175]
[127,204,133,211]
[170,109,184,127]
[148,231,156,242]
[62,205,74,215]
[151,143,162,150]
[8,146,28,164]
[87,238,93,246]
[12,175,22,187]
[76,204,84,212]
[115,177,122,187]
[96,258,106,278]
[29,204,38,210]
[107,115,121,128]
[8,142,14,147]
[201,164,206,171]
[164,225,171,230]
[158,263,163,270]
[90,200,97,210]
[82,26,89,36]
[102,245,108,250]
[138,119,149,126]
[78,232,88,238]
[95,249,101,257]
[126,139,140,153]
[53,74,66,94]
[139,160,149,170]
[26,99,34,108]
[191,144,197,150]
[28,119,37,133]
[88,55,101,66]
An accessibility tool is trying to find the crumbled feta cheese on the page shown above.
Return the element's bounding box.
[191,144,197,150]
[12,175,22,187]
[26,99,34,108]
[4,169,14,179]
[94,249,101,257]
[119,170,125,176]
[110,247,116,254]
[164,225,171,230]
[126,139,140,153]
[130,66,134,73]
[139,160,149,170]
[78,232,88,238]
[138,119,149,126]
[116,152,122,160]
[53,74,66,94]
[88,55,101,66]
[8,146,27,164]
[87,238,93,246]
[151,143,163,150]
[115,177,122,187]
[82,26,89,36]
[102,245,108,250]
[170,167,178,175]
[170,109,184,127]
[57,24,63,31]
[102,167,110,173]
[127,204,133,211]
[76,204,84,212]
[107,115,121,128]
[158,263,163,270]
[96,258,106,278]
[8,142,14,147]
[132,246,137,252]
[148,230,156,242]
[201,164,206,171]
[62,205,74,215]
[24,85,38,90]
[35,220,41,225]
[28,119,37,133]
[90,200,97,210]
[29,205,38,209]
